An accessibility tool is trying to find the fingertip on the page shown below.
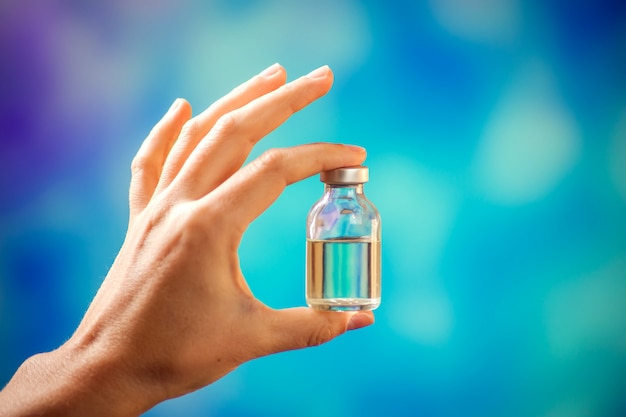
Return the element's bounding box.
[259,63,287,86]
[346,311,375,331]
[306,64,331,79]
[305,65,334,93]
[327,66,335,86]
[343,144,367,166]
[345,144,367,155]
[165,97,192,119]
[260,62,282,77]
[177,98,192,118]
[263,307,373,352]
[167,98,182,112]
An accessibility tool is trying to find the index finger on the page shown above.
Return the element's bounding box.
[203,143,367,235]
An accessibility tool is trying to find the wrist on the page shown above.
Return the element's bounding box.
[0,337,167,417]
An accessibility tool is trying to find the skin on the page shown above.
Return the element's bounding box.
[0,64,374,416]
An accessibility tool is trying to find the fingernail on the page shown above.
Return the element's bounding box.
[260,63,281,77]
[347,313,374,331]
[168,98,183,112]
[306,65,330,79]
[345,144,366,153]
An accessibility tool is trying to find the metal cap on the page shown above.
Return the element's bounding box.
[320,166,369,184]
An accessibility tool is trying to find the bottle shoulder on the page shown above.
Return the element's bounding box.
[308,193,378,218]
[306,191,380,240]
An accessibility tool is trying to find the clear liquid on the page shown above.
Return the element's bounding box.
[306,237,381,311]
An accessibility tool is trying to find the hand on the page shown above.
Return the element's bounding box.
[0,64,373,416]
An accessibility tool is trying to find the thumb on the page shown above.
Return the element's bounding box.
[259,307,375,354]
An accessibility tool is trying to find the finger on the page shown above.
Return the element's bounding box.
[205,143,366,235]
[156,63,287,192]
[254,308,374,355]
[175,65,334,199]
[129,98,192,216]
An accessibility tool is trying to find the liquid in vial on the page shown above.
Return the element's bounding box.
[306,237,381,311]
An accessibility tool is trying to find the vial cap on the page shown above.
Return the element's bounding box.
[320,165,369,184]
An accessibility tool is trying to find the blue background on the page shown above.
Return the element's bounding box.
[1,1,626,416]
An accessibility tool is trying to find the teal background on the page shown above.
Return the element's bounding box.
[1,1,626,416]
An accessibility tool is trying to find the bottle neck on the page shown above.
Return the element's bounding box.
[324,183,364,197]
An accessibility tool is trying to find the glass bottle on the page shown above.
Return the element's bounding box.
[306,166,381,311]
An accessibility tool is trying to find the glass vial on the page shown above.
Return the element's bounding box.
[306,166,381,311]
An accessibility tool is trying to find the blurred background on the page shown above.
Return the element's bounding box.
[1,0,625,416]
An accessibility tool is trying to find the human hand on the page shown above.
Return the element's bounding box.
[0,64,373,416]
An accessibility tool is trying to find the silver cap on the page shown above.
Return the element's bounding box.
[320,166,369,184]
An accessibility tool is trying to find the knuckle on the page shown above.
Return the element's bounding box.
[307,325,335,347]
[281,83,302,113]
[158,202,206,253]
[281,82,296,95]
[212,113,238,137]
[180,118,200,138]
[229,83,246,99]
[257,148,285,172]
[130,154,149,175]
[283,81,323,114]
